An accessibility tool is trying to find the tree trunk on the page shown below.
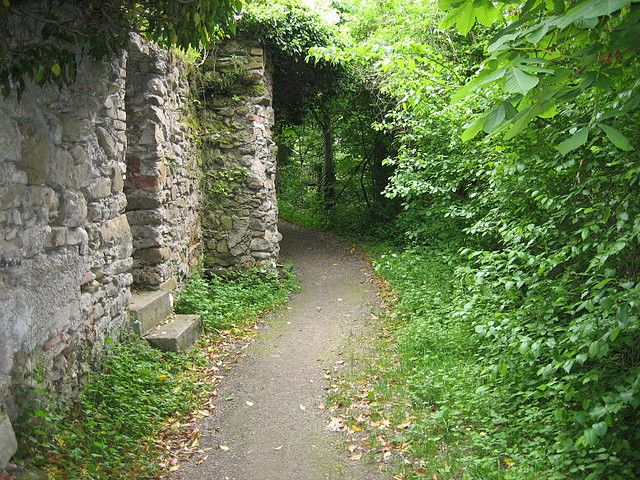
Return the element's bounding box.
[321,121,336,211]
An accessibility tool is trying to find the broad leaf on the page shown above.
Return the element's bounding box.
[599,123,634,151]
[484,101,516,133]
[557,127,589,155]
[504,67,539,95]
[474,0,499,27]
[461,115,486,141]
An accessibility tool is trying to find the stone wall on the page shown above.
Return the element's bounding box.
[0,26,280,468]
[125,35,201,291]
[0,49,131,420]
[199,39,280,270]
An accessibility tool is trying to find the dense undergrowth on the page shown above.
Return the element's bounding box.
[18,269,297,479]
[366,242,639,479]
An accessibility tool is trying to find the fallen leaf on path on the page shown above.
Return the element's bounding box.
[219,445,230,451]
[326,417,345,432]
[299,404,306,411]
[274,445,284,450]
[245,401,254,407]
[350,452,363,461]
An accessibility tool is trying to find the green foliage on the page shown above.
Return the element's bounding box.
[20,337,208,479]
[175,268,299,331]
[0,0,241,97]
[203,167,248,198]
[241,0,339,59]
[370,242,640,479]
[276,0,640,477]
[439,0,640,149]
[370,247,507,478]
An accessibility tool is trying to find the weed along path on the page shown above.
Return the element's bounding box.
[174,222,385,480]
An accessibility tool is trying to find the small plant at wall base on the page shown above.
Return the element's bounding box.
[18,336,208,479]
[175,267,299,331]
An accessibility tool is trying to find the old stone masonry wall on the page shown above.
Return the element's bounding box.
[0,49,131,423]
[0,22,280,466]
[199,39,281,270]
[125,35,201,291]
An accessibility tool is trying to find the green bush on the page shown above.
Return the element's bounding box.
[21,338,208,479]
[175,267,298,331]
[370,240,640,479]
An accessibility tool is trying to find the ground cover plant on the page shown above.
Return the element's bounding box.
[17,268,298,479]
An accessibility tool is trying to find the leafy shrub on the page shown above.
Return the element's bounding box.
[175,267,298,331]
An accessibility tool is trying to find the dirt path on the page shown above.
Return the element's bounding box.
[175,222,384,480]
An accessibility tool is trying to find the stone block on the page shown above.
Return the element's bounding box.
[55,190,87,227]
[18,121,48,185]
[135,247,171,264]
[129,290,173,335]
[86,177,112,200]
[111,165,124,193]
[134,175,163,192]
[145,314,201,352]
[159,276,177,292]
[99,214,131,244]
[96,126,116,159]
[0,413,17,470]
[125,193,162,210]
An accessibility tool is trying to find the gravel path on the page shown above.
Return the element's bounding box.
[175,222,384,480]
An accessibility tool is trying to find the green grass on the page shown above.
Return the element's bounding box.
[278,200,329,231]
[18,267,298,479]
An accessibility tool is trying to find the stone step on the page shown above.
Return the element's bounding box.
[145,314,201,353]
[129,290,173,335]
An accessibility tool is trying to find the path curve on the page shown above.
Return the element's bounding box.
[175,222,384,480]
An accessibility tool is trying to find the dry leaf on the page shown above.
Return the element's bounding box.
[326,417,345,432]
[219,444,230,451]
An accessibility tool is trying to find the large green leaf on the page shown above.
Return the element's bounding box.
[451,68,506,103]
[456,1,477,35]
[474,0,499,27]
[557,127,590,155]
[461,115,486,141]
[599,124,634,151]
[483,101,517,133]
[504,66,539,95]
